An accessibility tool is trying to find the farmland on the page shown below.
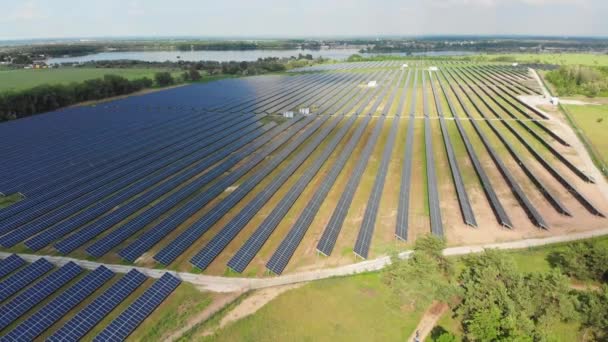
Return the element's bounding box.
[0,68,179,92]
[1,59,607,340]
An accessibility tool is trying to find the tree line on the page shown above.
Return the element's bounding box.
[0,73,169,122]
[0,56,319,122]
[383,236,608,341]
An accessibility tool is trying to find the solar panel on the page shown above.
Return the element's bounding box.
[2,266,114,341]
[117,116,314,263]
[353,115,400,258]
[0,261,82,331]
[154,115,329,266]
[48,269,147,342]
[0,116,264,246]
[395,70,418,240]
[93,273,181,342]
[225,114,359,273]
[191,114,346,270]
[435,68,512,228]
[313,116,386,259]
[427,70,477,227]
[0,254,25,279]
[0,258,53,302]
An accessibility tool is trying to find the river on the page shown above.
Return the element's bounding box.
[46,49,476,64]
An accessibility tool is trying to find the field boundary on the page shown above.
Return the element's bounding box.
[2,227,608,293]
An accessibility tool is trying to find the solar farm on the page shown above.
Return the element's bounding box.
[1,59,607,338]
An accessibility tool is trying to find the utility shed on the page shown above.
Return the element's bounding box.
[429,66,438,71]
[367,80,377,87]
[299,107,310,115]
[512,63,519,67]
[401,63,408,69]
[283,111,294,118]
[550,97,560,105]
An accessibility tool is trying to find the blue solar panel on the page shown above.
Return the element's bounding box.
[0,261,81,331]
[1,266,114,341]
[154,115,329,266]
[23,120,268,251]
[191,115,344,270]
[0,115,263,244]
[0,258,53,302]
[93,273,180,342]
[223,115,358,273]
[49,269,147,342]
[0,254,25,279]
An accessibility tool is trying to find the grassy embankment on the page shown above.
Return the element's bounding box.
[178,236,608,341]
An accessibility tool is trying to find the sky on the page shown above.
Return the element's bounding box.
[0,0,606,40]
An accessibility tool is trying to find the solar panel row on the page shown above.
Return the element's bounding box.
[93,273,181,342]
[0,261,82,331]
[154,115,330,265]
[421,72,444,236]
[0,254,25,279]
[191,114,347,270]
[435,69,513,228]
[427,71,477,227]
[443,68,548,229]
[1,266,114,341]
[117,116,317,263]
[224,114,359,273]
[1,118,265,247]
[49,269,147,341]
[0,114,263,237]
[395,69,418,240]
[0,258,54,302]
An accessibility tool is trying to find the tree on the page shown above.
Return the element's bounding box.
[457,250,577,341]
[382,235,455,311]
[154,72,174,87]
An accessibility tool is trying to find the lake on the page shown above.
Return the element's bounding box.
[46,49,476,64]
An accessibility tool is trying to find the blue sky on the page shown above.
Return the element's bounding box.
[0,0,606,39]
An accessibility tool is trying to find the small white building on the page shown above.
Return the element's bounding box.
[512,63,519,67]
[299,107,310,115]
[401,63,408,69]
[367,80,377,87]
[283,111,294,118]
[550,97,560,106]
[429,66,438,71]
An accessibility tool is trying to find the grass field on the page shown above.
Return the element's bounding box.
[196,236,608,342]
[562,104,608,174]
[196,272,423,342]
[477,53,608,66]
[0,68,177,92]
[0,194,22,209]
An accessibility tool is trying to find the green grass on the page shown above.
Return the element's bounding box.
[0,193,22,209]
[471,53,608,66]
[202,273,424,342]
[127,282,213,341]
[562,104,608,175]
[0,68,177,92]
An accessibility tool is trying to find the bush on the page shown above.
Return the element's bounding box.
[545,65,608,97]
[154,72,175,87]
[548,242,608,282]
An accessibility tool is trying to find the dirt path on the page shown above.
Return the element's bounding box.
[2,227,608,293]
[408,301,449,342]
[201,283,304,337]
[164,291,243,342]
